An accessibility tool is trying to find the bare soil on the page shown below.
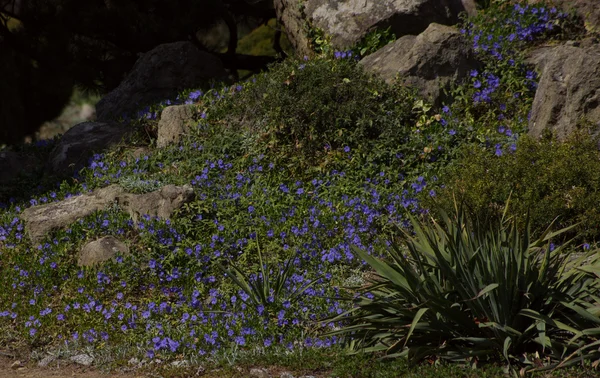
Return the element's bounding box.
[0,355,144,378]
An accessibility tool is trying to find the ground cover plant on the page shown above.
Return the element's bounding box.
[432,131,600,244]
[0,1,599,376]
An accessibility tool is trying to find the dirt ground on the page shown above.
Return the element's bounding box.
[0,355,143,378]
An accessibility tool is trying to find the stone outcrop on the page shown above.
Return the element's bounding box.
[95,42,228,121]
[21,185,123,242]
[21,184,194,242]
[47,121,132,175]
[360,23,479,106]
[275,0,477,57]
[78,236,130,267]
[528,45,600,140]
[157,105,196,148]
[118,184,195,223]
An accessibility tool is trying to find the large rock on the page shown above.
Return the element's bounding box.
[157,105,196,148]
[21,184,194,242]
[78,236,130,267]
[117,184,195,223]
[528,45,600,140]
[359,23,479,106]
[96,42,227,121]
[21,185,123,242]
[47,121,132,175]
[275,0,476,57]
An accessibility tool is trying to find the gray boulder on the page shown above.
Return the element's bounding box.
[21,184,195,242]
[360,23,479,106]
[47,121,132,175]
[78,236,129,267]
[157,105,196,148]
[528,45,600,140]
[21,185,124,242]
[117,184,195,223]
[96,42,227,121]
[275,0,476,57]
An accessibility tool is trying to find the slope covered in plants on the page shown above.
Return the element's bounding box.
[0,1,599,376]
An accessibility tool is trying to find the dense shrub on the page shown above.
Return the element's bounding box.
[220,56,418,171]
[331,206,600,372]
[429,131,600,243]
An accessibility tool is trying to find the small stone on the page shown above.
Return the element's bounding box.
[38,355,57,367]
[10,360,23,369]
[70,353,94,366]
[128,357,140,366]
[250,368,270,378]
[171,360,189,368]
[280,372,295,378]
[78,236,129,267]
[157,105,195,148]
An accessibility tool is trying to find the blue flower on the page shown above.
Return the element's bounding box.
[234,335,246,346]
[495,144,503,157]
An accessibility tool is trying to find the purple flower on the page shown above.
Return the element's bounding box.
[234,335,246,346]
[188,90,203,100]
[495,144,503,157]
[168,338,180,352]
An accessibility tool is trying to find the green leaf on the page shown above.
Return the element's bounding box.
[404,307,429,348]
[502,336,512,362]
[473,283,499,300]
